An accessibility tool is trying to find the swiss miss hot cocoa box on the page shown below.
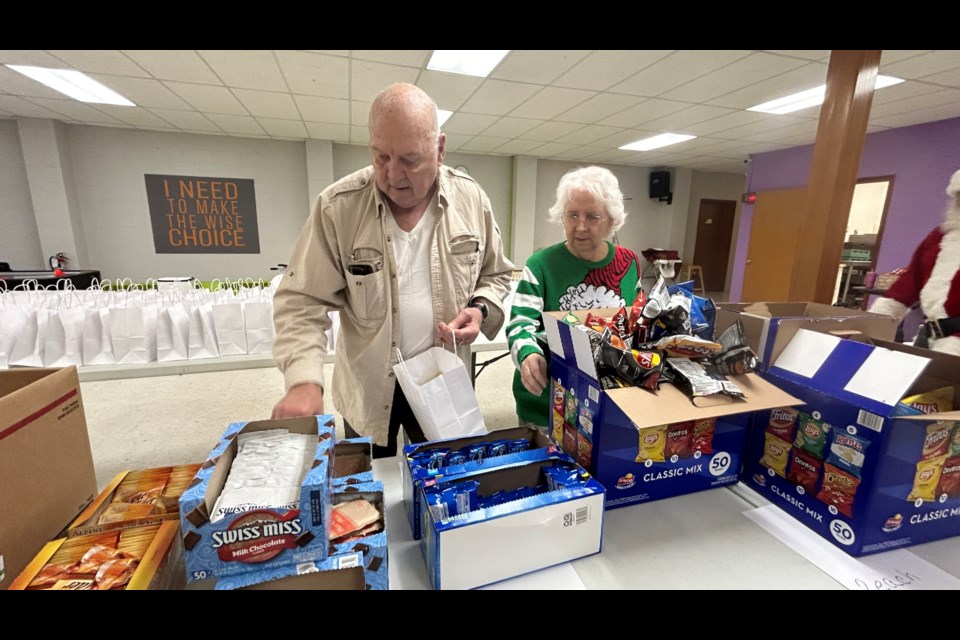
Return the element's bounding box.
[178,416,335,583]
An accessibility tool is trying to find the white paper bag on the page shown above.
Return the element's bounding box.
[157,303,190,362]
[82,307,115,365]
[393,346,487,441]
[44,306,86,367]
[0,305,29,369]
[8,309,49,368]
[188,303,220,360]
[212,301,248,356]
[243,301,275,354]
[110,305,156,364]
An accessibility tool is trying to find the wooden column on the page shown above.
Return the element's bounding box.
[789,50,881,303]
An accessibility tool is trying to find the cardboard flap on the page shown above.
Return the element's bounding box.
[605,373,802,429]
[542,311,601,381]
[771,329,931,413]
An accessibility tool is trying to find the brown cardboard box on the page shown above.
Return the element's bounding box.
[715,302,897,369]
[0,367,97,589]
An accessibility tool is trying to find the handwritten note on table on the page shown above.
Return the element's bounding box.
[745,505,960,590]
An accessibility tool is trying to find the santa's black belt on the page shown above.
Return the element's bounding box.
[923,316,960,339]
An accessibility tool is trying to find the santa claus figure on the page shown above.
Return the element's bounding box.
[869,169,960,355]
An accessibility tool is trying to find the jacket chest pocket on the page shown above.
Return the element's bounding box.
[345,248,386,322]
[447,234,481,300]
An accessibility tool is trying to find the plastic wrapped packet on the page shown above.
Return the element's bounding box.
[666,357,745,401]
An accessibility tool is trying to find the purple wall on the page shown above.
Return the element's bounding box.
[729,116,960,301]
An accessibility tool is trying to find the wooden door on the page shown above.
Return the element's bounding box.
[741,188,806,302]
[692,199,736,292]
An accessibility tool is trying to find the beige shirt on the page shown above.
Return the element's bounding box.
[273,165,514,445]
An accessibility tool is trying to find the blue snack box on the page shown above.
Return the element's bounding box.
[420,454,605,590]
[330,481,388,590]
[402,425,558,539]
[178,415,335,583]
[742,330,960,556]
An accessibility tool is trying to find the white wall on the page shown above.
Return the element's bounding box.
[65,126,309,281]
[684,171,747,292]
[0,119,43,270]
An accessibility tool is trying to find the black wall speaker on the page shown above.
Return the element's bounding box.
[649,170,671,199]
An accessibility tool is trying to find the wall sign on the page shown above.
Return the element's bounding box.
[145,174,260,254]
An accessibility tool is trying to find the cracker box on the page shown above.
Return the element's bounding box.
[67,464,202,536]
[178,416,335,583]
[715,302,896,370]
[742,329,960,556]
[332,437,374,486]
[401,426,558,539]
[420,455,605,590]
[0,367,97,589]
[543,309,800,509]
[8,521,183,590]
[330,481,388,590]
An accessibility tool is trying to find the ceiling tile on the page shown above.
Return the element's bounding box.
[492,138,544,155]
[528,141,578,158]
[459,80,540,115]
[662,52,809,103]
[868,79,942,106]
[479,116,542,138]
[593,128,662,148]
[233,89,299,119]
[459,136,512,153]
[0,50,66,66]
[490,50,592,84]
[611,50,753,97]
[96,105,177,128]
[442,132,472,150]
[294,94,350,124]
[637,104,738,134]
[554,145,605,160]
[598,98,689,128]
[706,63,829,110]
[0,95,75,119]
[882,50,960,80]
[351,50,431,67]
[870,103,960,129]
[555,92,640,124]
[48,50,150,76]
[0,65,72,99]
[257,117,308,138]
[869,88,960,119]
[443,112,500,135]
[509,86,595,120]
[149,108,222,132]
[306,121,350,141]
[686,110,773,136]
[553,50,674,91]
[275,51,349,98]
[555,124,623,145]
[350,59,419,103]
[416,70,483,110]
[206,114,266,135]
[518,120,583,142]
[163,82,248,115]
[87,75,192,109]
[27,98,124,125]
[198,50,288,92]
[913,67,960,88]
[764,50,831,62]
[716,116,817,142]
[122,50,222,84]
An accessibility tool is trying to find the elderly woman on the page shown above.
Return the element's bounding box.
[508,166,642,430]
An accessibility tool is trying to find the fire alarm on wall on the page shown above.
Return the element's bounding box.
[742,192,757,204]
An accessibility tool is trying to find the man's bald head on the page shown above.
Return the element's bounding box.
[369,82,439,143]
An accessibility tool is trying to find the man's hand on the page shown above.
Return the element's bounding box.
[437,305,482,346]
[271,382,325,419]
[520,352,548,396]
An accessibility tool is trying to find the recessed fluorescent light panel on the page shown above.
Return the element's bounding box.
[747,74,905,115]
[427,50,509,78]
[437,109,453,128]
[5,65,135,106]
[620,133,696,152]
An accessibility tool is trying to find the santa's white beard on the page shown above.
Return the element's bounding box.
[943,201,960,233]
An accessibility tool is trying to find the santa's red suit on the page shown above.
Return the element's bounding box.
[869,169,960,355]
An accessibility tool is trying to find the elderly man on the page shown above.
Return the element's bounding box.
[272,82,514,458]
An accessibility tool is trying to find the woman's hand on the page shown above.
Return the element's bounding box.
[520,352,548,396]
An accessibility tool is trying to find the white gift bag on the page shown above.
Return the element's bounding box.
[188,302,220,360]
[8,309,49,368]
[243,299,275,354]
[110,304,156,364]
[212,301,248,356]
[0,304,29,369]
[157,303,191,362]
[82,307,116,365]
[393,345,487,442]
[44,305,86,367]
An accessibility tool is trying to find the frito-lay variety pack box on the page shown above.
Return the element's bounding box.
[543,309,800,509]
[0,367,97,589]
[743,329,960,556]
[420,454,604,590]
[9,521,183,590]
[68,464,202,536]
[401,426,558,539]
[715,302,897,370]
[178,415,335,583]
